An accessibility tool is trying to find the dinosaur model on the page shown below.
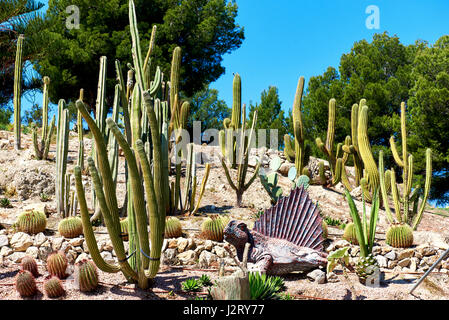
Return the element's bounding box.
[224,186,328,275]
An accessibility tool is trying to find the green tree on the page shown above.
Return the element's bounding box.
[248,86,288,150]
[1,0,46,124]
[36,0,244,112]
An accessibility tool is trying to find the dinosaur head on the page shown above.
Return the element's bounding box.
[223,220,250,248]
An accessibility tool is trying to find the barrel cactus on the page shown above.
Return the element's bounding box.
[44,276,65,298]
[75,259,99,292]
[322,220,328,240]
[15,270,37,297]
[201,215,230,242]
[21,256,39,277]
[47,251,68,279]
[342,222,358,245]
[386,223,414,248]
[165,216,183,238]
[16,210,47,235]
[58,216,83,238]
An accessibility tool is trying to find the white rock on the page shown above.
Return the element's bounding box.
[10,232,33,252]
[327,272,339,283]
[326,240,350,252]
[397,249,414,260]
[0,235,9,247]
[177,250,196,265]
[8,252,26,263]
[384,251,396,260]
[38,241,53,261]
[33,232,46,247]
[100,251,115,264]
[69,238,84,247]
[198,250,218,268]
[52,237,65,251]
[214,246,227,258]
[163,248,178,265]
[398,258,411,268]
[375,255,388,268]
[307,269,326,284]
[0,246,13,257]
[25,246,39,259]
[75,252,90,264]
[66,250,78,264]
[204,240,213,251]
[177,238,189,253]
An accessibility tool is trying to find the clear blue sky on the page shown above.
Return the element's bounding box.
[26,0,449,117]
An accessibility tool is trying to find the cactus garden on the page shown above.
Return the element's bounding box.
[1,0,449,303]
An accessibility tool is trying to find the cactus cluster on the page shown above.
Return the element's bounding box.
[58,216,83,238]
[201,215,230,242]
[16,210,47,235]
[343,222,359,245]
[219,73,260,207]
[47,251,68,279]
[379,102,432,239]
[75,259,99,292]
[165,216,183,238]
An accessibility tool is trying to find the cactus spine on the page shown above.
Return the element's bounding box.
[14,34,24,150]
[201,215,230,242]
[58,216,83,238]
[379,102,432,232]
[219,74,260,207]
[165,216,183,238]
[385,223,414,248]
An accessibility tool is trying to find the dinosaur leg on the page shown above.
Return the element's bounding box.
[254,255,273,274]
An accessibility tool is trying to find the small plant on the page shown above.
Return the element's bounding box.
[0,197,12,208]
[201,215,230,242]
[249,271,285,300]
[43,276,65,298]
[5,186,17,198]
[385,223,414,248]
[39,192,51,202]
[199,274,213,287]
[181,278,201,292]
[16,210,47,235]
[342,222,359,245]
[15,270,37,297]
[46,251,68,279]
[259,157,283,204]
[276,292,294,300]
[21,256,39,277]
[327,246,351,274]
[75,259,99,292]
[165,216,183,238]
[58,216,83,238]
[322,220,328,239]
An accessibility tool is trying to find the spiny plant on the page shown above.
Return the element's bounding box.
[43,276,65,298]
[32,76,56,160]
[75,259,99,292]
[164,216,183,238]
[219,73,260,207]
[39,192,51,202]
[119,218,129,241]
[14,34,24,151]
[259,157,283,204]
[379,102,432,233]
[199,274,213,287]
[46,251,68,279]
[201,215,230,242]
[342,222,359,245]
[248,271,285,300]
[16,210,47,235]
[21,256,39,277]
[58,216,83,238]
[322,220,328,240]
[385,223,414,248]
[15,270,37,297]
[181,278,201,292]
[0,197,12,208]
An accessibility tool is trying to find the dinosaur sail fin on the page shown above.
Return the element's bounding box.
[253,186,324,251]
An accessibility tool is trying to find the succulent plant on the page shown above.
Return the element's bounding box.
[164,216,183,238]
[75,259,99,292]
[58,216,83,238]
[199,274,213,287]
[249,271,285,300]
[355,253,379,285]
[21,256,39,277]
[295,175,310,190]
[39,192,51,202]
[201,215,230,242]
[119,218,129,241]
[322,220,328,240]
[16,210,47,235]
[259,166,283,205]
[0,197,12,208]
[15,270,37,297]
[342,222,359,245]
[385,223,414,248]
[181,278,201,292]
[43,276,65,298]
[47,251,68,279]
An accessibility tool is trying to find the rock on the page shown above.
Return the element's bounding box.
[223,257,237,267]
[177,250,196,265]
[398,258,411,268]
[372,246,382,255]
[410,258,418,272]
[103,242,113,252]
[10,232,33,252]
[163,248,178,265]
[60,241,73,253]
[100,251,115,264]
[0,235,9,247]
[198,250,218,268]
[350,246,359,257]
[375,255,387,268]
[25,246,39,259]
[69,238,84,247]
[38,241,52,261]
[75,252,90,264]
[384,251,396,261]
[413,231,449,249]
[326,240,350,252]
[186,238,196,251]
[52,237,65,251]
[66,250,78,264]
[397,249,414,260]
[417,245,437,257]
[422,255,439,267]
[12,168,55,200]
[8,252,26,263]
[327,272,339,283]
[194,245,205,257]
[349,186,362,199]
[204,240,213,251]
[168,239,178,249]
[214,246,227,258]
[74,246,83,254]
[22,203,49,215]
[278,162,295,176]
[0,246,13,257]
[33,233,46,247]
[177,238,189,253]
[82,241,89,253]
[307,269,326,284]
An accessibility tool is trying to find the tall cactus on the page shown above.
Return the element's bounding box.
[77,89,85,171]
[379,102,432,230]
[33,76,56,160]
[14,34,24,150]
[56,100,69,217]
[219,75,260,207]
[290,76,306,176]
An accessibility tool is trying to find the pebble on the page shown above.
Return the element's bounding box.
[307,269,326,284]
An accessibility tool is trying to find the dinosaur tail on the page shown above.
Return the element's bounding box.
[253,185,325,251]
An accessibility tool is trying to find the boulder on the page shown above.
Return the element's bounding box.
[10,232,33,252]
[307,269,326,284]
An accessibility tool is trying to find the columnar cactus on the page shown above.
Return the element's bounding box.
[165,216,183,238]
[56,100,69,217]
[15,270,37,297]
[44,276,65,298]
[47,251,68,279]
[58,216,83,238]
[33,76,56,160]
[14,34,24,150]
[77,90,84,171]
[21,256,39,277]
[201,215,230,242]
[16,210,47,234]
[219,74,260,207]
[75,259,99,292]
[379,102,432,234]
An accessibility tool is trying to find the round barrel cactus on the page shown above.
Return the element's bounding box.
[165,216,183,238]
[119,218,128,241]
[386,223,414,248]
[58,216,83,238]
[15,270,37,297]
[322,220,328,240]
[201,215,230,242]
[16,210,47,235]
[44,276,65,298]
[47,251,68,279]
[75,259,99,292]
[342,222,358,245]
[21,256,39,277]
